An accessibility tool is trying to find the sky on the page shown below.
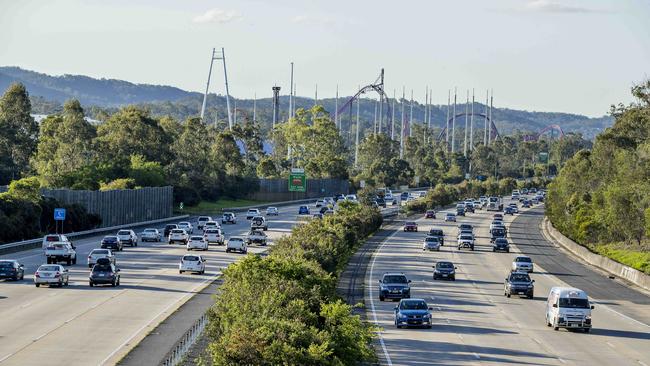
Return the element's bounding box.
[0,0,649,117]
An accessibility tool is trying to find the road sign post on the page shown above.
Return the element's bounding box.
[288,168,306,192]
[54,208,66,234]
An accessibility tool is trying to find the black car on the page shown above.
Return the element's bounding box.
[433,261,457,280]
[0,260,25,281]
[378,273,411,301]
[464,203,475,213]
[164,224,178,237]
[334,194,345,202]
[89,258,121,287]
[493,238,510,252]
[375,197,386,208]
[100,236,123,252]
[504,271,534,298]
[400,192,409,200]
[490,228,507,243]
[428,229,445,246]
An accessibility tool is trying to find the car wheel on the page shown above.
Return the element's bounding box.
[583,328,590,333]
[226,249,230,253]
[117,278,120,286]
[450,276,455,281]
[111,279,116,287]
[427,325,432,329]
[35,283,40,287]
[20,272,24,280]
[396,324,402,329]
[67,258,71,266]
[507,293,511,298]
[379,296,385,301]
[179,270,183,274]
[73,257,77,265]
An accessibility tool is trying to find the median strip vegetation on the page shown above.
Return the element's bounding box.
[203,201,382,365]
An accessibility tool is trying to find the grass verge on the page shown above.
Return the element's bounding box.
[592,243,650,275]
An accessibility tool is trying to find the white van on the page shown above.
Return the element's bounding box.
[546,287,594,332]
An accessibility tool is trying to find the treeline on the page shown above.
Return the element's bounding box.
[404,177,550,214]
[546,82,650,274]
[204,202,382,365]
[0,177,101,244]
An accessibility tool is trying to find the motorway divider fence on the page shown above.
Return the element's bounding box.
[0,214,189,255]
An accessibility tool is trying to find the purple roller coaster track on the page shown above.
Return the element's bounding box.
[523,124,565,141]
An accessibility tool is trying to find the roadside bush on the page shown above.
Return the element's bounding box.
[206,202,380,365]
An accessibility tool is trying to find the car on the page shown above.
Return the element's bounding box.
[197,216,212,230]
[34,264,69,287]
[393,298,433,329]
[493,213,504,220]
[422,236,441,251]
[508,203,519,214]
[87,248,115,268]
[522,200,532,208]
[375,197,386,208]
[246,209,261,220]
[493,238,510,252]
[445,213,456,222]
[177,222,194,234]
[266,206,279,216]
[41,234,71,250]
[323,197,334,205]
[204,228,224,245]
[458,223,473,233]
[530,188,538,193]
[400,192,409,200]
[222,212,237,224]
[187,236,208,251]
[164,224,178,238]
[456,204,466,216]
[490,227,507,242]
[334,194,345,202]
[511,193,520,200]
[315,199,325,208]
[312,213,323,220]
[433,261,457,280]
[204,221,220,230]
[89,258,120,287]
[504,271,535,298]
[522,188,529,195]
[464,202,475,213]
[546,287,594,332]
[168,228,189,244]
[532,197,540,204]
[179,254,206,274]
[345,194,358,201]
[117,229,138,247]
[424,210,436,219]
[101,235,123,252]
[226,237,247,254]
[403,221,418,232]
[0,260,25,281]
[457,229,473,239]
[512,256,534,272]
[251,215,268,231]
[473,200,482,210]
[378,273,411,301]
[45,242,77,265]
[457,234,475,251]
[141,228,161,242]
[427,229,445,246]
[298,205,311,215]
[490,221,506,231]
[504,206,515,215]
[246,230,268,245]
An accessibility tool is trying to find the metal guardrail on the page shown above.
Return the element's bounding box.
[160,313,208,366]
[0,214,190,254]
[221,197,322,213]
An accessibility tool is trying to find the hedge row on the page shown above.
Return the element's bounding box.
[204,201,382,365]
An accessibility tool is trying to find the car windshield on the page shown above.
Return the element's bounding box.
[0,262,14,268]
[405,222,416,226]
[383,275,407,283]
[38,265,60,271]
[183,255,199,261]
[401,300,428,310]
[117,230,130,235]
[190,236,203,240]
[91,250,109,255]
[516,257,532,263]
[492,229,506,234]
[199,217,209,221]
[446,213,454,217]
[437,262,454,269]
[230,238,243,243]
[496,239,508,244]
[510,274,531,282]
[92,265,112,273]
[460,235,473,240]
[224,213,233,217]
[425,237,439,242]
[45,235,60,241]
[429,230,443,236]
[559,298,590,308]
[104,236,117,241]
[144,229,156,233]
[172,229,184,234]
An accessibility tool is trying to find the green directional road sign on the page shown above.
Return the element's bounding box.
[539,152,549,163]
[289,168,306,192]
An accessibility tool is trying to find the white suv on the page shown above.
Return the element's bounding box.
[168,229,189,244]
[117,230,138,247]
[197,216,212,230]
[204,228,224,245]
[179,254,206,274]
[226,237,247,254]
[178,222,193,234]
[187,236,208,251]
[246,209,261,220]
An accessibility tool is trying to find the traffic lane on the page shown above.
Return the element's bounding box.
[508,206,650,325]
[0,205,304,365]
[368,210,563,366]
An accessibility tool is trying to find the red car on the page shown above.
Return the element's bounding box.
[425,210,436,219]
[403,221,418,232]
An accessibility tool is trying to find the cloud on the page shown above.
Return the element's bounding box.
[291,14,336,26]
[525,0,600,13]
[193,8,242,24]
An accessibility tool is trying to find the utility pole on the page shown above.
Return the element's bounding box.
[446,90,450,147]
[373,100,378,133]
[379,69,384,134]
[220,48,233,130]
[464,90,469,157]
[355,86,360,167]
[489,89,494,144]
[424,86,428,140]
[452,87,457,153]
[289,62,294,120]
[200,48,216,121]
[470,89,474,151]
[400,86,405,158]
[409,89,414,138]
[484,90,489,146]
[335,84,339,129]
[233,99,237,125]
[253,93,257,123]
[391,89,396,140]
[272,86,280,128]
[314,84,318,106]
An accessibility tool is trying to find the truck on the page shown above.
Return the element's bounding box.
[487,196,503,211]
[45,242,77,265]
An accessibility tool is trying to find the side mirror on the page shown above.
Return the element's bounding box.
[532,280,535,283]
[378,280,382,283]
[454,267,458,269]
[591,305,595,309]
[408,280,412,283]
[552,304,558,308]
[393,306,398,311]
[117,269,121,272]
[428,307,433,311]
[64,269,69,272]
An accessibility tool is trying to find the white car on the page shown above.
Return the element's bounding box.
[345,194,358,202]
[141,228,161,242]
[457,234,475,251]
[204,221,220,230]
[251,216,268,231]
[87,248,115,268]
[226,237,247,254]
[42,234,71,250]
[315,199,326,208]
[34,264,70,287]
[266,207,279,216]
[246,209,261,220]
[168,229,189,244]
[197,216,213,230]
[512,256,534,273]
[187,236,208,251]
[178,222,193,234]
[222,212,237,224]
[204,228,224,245]
[179,254,206,274]
[422,236,441,251]
[117,229,138,247]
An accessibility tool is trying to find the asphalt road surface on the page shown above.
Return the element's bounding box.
[0,204,307,365]
[366,201,650,366]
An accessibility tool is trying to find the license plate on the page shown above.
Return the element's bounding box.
[570,323,577,327]
[391,290,399,293]
[442,274,448,277]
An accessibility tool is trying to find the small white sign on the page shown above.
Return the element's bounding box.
[360,180,366,188]
[291,168,305,173]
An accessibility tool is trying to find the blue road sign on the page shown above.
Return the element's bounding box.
[54,208,66,221]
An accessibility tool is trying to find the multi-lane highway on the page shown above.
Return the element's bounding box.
[0,204,307,365]
[367,202,650,365]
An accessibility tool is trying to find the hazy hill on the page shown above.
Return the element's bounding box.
[1,66,613,139]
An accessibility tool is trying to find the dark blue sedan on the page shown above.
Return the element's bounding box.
[394,298,433,328]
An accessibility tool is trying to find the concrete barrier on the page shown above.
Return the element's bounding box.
[542,217,650,292]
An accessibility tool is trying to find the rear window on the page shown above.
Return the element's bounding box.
[190,236,204,240]
[405,222,416,226]
[0,262,14,268]
[383,275,408,283]
[516,257,532,263]
[429,230,443,236]
[205,229,220,234]
[144,229,156,233]
[39,265,60,271]
[91,249,109,255]
[171,229,185,234]
[92,265,112,273]
[437,262,454,269]
[45,235,60,242]
[117,230,130,235]
[198,217,210,221]
[460,235,473,240]
[183,255,199,261]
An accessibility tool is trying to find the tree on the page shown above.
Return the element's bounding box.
[32,99,96,187]
[0,83,38,184]
[128,155,166,187]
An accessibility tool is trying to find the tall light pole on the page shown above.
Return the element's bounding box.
[464,90,469,157]
[391,89,396,140]
[289,62,294,120]
[355,86,360,167]
[400,86,405,158]
[446,90,450,147]
[200,47,232,130]
[452,87,457,153]
[470,89,474,151]
[409,89,414,138]
[335,84,339,129]
[484,90,489,146]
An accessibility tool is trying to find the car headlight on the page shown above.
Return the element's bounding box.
[380,286,387,291]
[449,270,455,274]
[399,314,408,320]
[585,316,591,320]
[528,284,534,288]
[403,288,410,292]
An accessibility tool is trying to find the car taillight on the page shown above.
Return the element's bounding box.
[35,272,40,278]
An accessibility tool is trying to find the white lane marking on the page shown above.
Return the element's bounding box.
[533,338,542,345]
[597,303,650,329]
[558,357,567,364]
[606,341,616,349]
[473,353,481,359]
[638,360,648,366]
